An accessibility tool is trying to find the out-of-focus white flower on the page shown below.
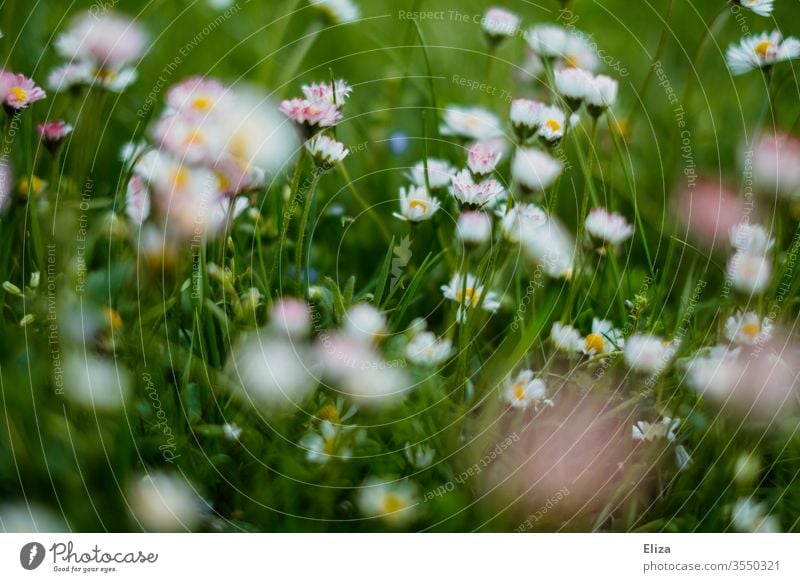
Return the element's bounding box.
[584,74,618,115]
[729,222,774,253]
[467,142,502,177]
[311,0,361,24]
[440,105,503,141]
[229,334,316,412]
[441,272,501,322]
[561,32,600,71]
[405,331,453,366]
[298,420,354,464]
[153,113,223,165]
[0,503,67,532]
[165,76,231,118]
[482,7,520,42]
[537,104,566,144]
[501,369,553,410]
[526,25,569,58]
[728,251,772,295]
[358,477,419,526]
[497,202,546,243]
[450,169,504,208]
[512,147,562,192]
[738,0,774,17]
[551,322,583,353]
[457,210,492,245]
[582,318,624,356]
[725,311,771,345]
[344,303,387,343]
[521,216,575,279]
[405,442,436,468]
[394,185,440,222]
[125,174,151,226]
[585,207,634,246]
[301,79,352,106]
[623,334,674,375]
[510,98,543,140]
[55,11,148,70]
[750,132,800,198]
[726,30,800,75]
[554,67,593,109]
[341,365,410,407]
[306,134,349,168]
[407,158,455,189]
[279,97,342,128]
[222,422,242,442]
[685,345,742,399]
[129,472,202,532]
[270,298,311,338]
[732,497,780,532]
[632,416,681,442]
[63,353,131,412]
[315,332,381,380]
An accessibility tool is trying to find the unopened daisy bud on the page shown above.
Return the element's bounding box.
[554,67,593,111]
[728,251,772,295]
[467,142,502,178]
[404,442,436,468]
[237,287,263,318]
[457,211,492,246]
[512,147,562,193]
[2,281,23,297]
[306,134,349,169]
[19,313,35,327]
[585,207,634,247]
[537,104,567,146]
[482,7,520,46]
[733,452,761,486]
[29,272,40,288]
[37,120,72,156]
[585,74,618,117]
[394,185,440,222]
[510,98,543,141]
[450,169,504,209]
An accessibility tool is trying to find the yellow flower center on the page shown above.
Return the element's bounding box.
[316,404,340,423]
[513,383,526,400]
[742,322,760,337]
[409,199,428,213]
[323,437,337,456]
[545,118,561,132]
[564,55,579,68]
[465,115,479,127]
[584,333,606,353]
[193,96,212,110]
[755,40,773,59]
[93,68,118,82]
[456,287,477,304]
[172,166,190,190]
[103,307,123,331]
[10,86,28,103]
[382,493,407,514]
[182,129,205,146]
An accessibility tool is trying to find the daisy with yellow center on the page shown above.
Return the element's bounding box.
[358,477,419,526]
[581,318,624,356]
[725,311,771,346]
[441,273,501,323]
[726,30,800,76]
[537,104,566,144]
[502,369,552,410]
[394,184,440,222]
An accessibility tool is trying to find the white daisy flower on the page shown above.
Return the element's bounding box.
[306,134,350,168]
[726,30,800,75]
[63,353,131,412]
[684,345,743,399]
[298,420,353,464]
[405,442,436,468]
[554,67,593,110]
[441,272,501,322]
[405,331,453,366]
[55,11,148,70]
[482,7,520,42]
[623,333,674,375]
[585,74,618,115]
[407,158,455,189]
[728,251,772,295]
[582,318,624,356]
[358,477,419,527]
[526,24,569,58]
[501,369,553,410]
[310,0,360,24]
[394,185,441,222]
[344,303,386,343]
[537,104,567,144]
[301,79,352,106]
[510,98,543,140]
[725,311,772,345]
[165,76,231,118]
[450,169,505,208]
[521,216,575,279]
[732,498,780,533]
[512,147,563,192]
[585,207,634,246]
[632,416,680,442]
[738,0,774,17]
[129,472,202,532]
[467,141,503,177]
[561,33,599,71]
[440,105,503,141]
[729,222,774,254]
[457,211,492,245]
[550,322,583,353]
[497,202,547,243]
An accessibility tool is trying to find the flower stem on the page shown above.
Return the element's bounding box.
[295,170,321,297]
[271,147,307,289]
